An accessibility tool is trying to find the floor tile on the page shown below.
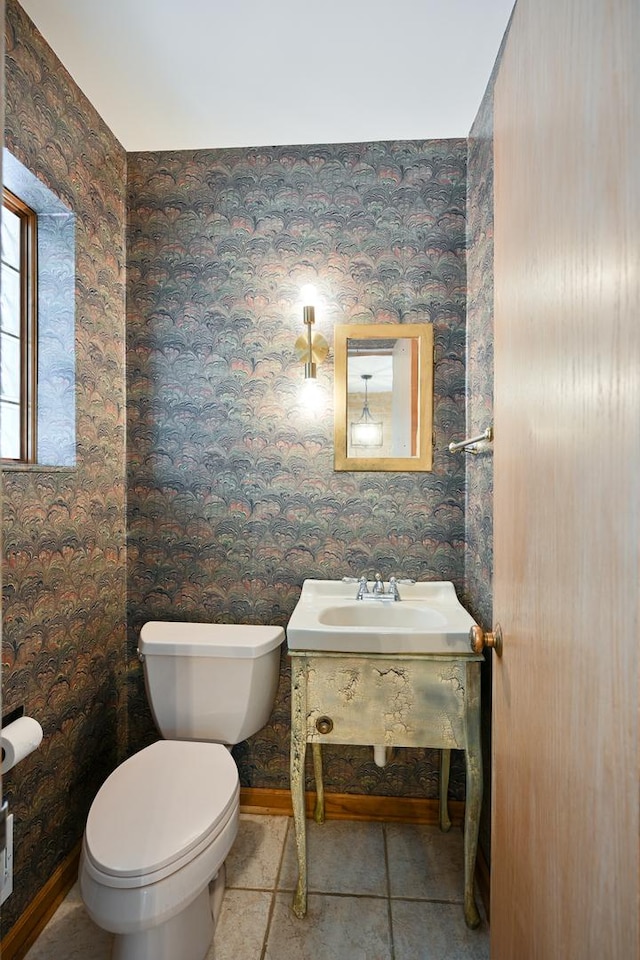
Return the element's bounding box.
[386,822,465,902]
[391,899,490,960]
[23,815,490,960]
[225,813,289,890]
[207,888,272,960]
[265,892,392,960]
[24,884,111,960]
[279,819,387,896]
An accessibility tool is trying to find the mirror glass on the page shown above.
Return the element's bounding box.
[334,323,433,471]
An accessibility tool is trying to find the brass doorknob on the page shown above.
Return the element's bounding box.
[316,716,334,735]
[469,623,503,657]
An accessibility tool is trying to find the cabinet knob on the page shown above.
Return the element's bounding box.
[316,716,334,735]
[469,623,503,657]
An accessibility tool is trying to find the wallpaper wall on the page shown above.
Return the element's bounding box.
[1,0,127,935]
[126,140,469,799]
[465,71,499,864]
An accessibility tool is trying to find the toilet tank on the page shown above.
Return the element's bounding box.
[138,621,284,744]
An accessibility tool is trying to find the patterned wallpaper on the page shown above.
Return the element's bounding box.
[1,0,127,935]
[465,99,494,630]
[126,141,470,798]
[465,74,498,865]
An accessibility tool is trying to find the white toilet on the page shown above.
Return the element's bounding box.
[79,621,284,960]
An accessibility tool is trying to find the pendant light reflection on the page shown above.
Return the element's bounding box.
[350,374,383,447]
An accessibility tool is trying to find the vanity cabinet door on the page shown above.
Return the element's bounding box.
[304,656,469,750]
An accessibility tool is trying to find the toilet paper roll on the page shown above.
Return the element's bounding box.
[1,716,43,774]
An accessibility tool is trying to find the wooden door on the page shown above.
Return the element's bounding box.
[491,0,639,956]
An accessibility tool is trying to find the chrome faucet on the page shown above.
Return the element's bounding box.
[355,574,401,601]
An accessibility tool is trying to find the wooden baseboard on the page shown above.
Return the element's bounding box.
[0,841,82,960]
[0,789,489,958]
[240,786,466,825]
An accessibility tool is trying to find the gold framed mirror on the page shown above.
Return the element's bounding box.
[334,323,434,472]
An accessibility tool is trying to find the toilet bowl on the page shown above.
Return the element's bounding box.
[79,622,284,960]
[80,740,239,960]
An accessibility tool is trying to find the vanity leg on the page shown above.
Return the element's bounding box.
[312,742,325,824]
[290,658,308,919]
[439,749,452,832]
[463,665,483,929]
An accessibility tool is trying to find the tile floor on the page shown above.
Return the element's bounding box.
[25,815,489,960]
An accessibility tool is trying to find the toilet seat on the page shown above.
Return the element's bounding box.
[83,740,239,888]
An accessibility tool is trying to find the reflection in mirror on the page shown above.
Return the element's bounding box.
[334,323,433,472]
[347,338,416,458]
[350,372,383,449]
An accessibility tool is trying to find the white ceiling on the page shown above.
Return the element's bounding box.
[17,0,514,153]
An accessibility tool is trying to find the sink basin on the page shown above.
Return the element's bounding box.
[287,579,477,655]
[318,604,446,629]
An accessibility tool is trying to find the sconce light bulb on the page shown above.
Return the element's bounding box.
[300,375,325,416]
[300,283,318,307]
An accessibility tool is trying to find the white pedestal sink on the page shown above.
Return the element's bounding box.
[286,578,476,654]
[287,578,484,930]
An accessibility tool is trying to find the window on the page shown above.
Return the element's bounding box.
[2,149,76,469]
[1,188,37,462]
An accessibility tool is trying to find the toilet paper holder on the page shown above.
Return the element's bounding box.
[1,706,24,769]
[1,705,25,729]
[1,706,43,774]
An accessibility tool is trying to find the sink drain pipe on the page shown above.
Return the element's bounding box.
[373,745,391,767]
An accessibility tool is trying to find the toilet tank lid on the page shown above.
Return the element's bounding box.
[139,621,284,658]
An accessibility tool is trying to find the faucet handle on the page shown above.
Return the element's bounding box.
[356,575,369,599]
[388,576,401,599]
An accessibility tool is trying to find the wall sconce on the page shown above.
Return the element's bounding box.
[350,374,383,447]
[295,295,328,380]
